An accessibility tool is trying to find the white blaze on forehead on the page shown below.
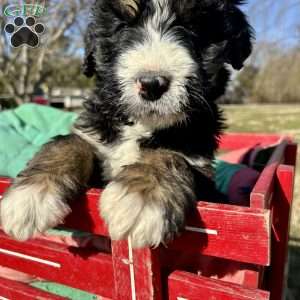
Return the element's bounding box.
[118,38,195,81]
[117,0,196,91]
[149,0,174,29]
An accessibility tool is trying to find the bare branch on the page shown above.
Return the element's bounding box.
[0,0,91,103]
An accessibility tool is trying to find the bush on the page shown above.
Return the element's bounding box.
[251,49,300,103]
[218,65,258,104]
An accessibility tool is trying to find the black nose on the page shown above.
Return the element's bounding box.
[138,75,170,101]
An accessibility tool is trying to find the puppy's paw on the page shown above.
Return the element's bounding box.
[101,181,179,248]
[100,182,144,244]
[100,151,198,248]
[0,180,71,241]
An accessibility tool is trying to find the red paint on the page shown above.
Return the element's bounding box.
[170,202,271,266]
[159,249,262,288]
[0,232,114,298]
[168,271,270,300]
[267,165,295,300]
[132,248,162,300]
[0,177,11,195]
[111,241,132,299]
[0,276,65,299]
[220,133,288,151]
[64,189,108,236]
[250,141,288,209]
[111,241,163,300]
[285,143,298,166]
[0,134,296,300]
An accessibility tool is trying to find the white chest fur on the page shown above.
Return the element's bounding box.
[101,123,152,179]
[73,123,152,180]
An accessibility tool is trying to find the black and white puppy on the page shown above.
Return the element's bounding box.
[0,0,253,248]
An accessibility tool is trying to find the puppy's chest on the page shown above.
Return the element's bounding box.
[97,123,152,179]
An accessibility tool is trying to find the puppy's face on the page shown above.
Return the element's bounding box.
[84,0,253,125]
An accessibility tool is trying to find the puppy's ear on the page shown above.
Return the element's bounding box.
[113,0,141,20]
[223,4,254,70]
[82,23,96,78]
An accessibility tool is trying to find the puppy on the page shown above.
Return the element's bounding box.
[0,0,253,248]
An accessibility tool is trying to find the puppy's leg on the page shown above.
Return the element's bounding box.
[0,135,95,241]
[101,150,212,248]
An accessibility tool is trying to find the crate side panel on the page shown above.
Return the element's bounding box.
[168,271,270,300]
[0,232,113,298]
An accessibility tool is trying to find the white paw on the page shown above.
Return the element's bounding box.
[100,182,178,248]
[0,182,71,241]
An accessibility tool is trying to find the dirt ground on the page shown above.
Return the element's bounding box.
[223,104,300,299]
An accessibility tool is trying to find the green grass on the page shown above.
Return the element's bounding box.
[223,104,300,134]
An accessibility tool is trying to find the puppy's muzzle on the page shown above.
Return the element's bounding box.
[137,74,170,102]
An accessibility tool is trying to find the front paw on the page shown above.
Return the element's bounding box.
[0,180,71,241]
[100,175,194,248]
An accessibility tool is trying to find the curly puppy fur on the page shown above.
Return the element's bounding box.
[0,0,253,248]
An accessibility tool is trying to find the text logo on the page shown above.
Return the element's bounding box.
[4,4,47,18]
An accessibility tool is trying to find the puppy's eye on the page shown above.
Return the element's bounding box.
[118,0,141,19]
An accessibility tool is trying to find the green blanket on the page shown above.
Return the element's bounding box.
[0,104,77,177]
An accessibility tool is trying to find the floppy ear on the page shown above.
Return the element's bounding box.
[111,0,141,20]
[82,23,96,78]
[223,4,254,70]
[119,0,141,18]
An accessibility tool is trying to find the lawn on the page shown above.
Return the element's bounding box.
[223,104,300,300]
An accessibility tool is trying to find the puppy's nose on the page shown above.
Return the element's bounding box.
[138,75,170,101]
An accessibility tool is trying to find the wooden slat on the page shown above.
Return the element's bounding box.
[0,178,10,196]
[284,143,298,166]
[159,249,262,288]
[250,141,288,209]
[64,188,108,236]
[0,179,271,266]
[111,241,132,299]
[0,178,108,237]
[169,202,271,266]
[0,232,114,298]
[111,241,162,300]
[268,165,295,300]
[220,133,283,151]
[243,268,262,289]
[168,271,270,300]
[132,247,162,300]
[0,276,66,300]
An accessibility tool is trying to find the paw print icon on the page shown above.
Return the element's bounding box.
[4,16,45,48]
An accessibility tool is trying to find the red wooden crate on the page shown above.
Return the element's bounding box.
[0,133,297,300]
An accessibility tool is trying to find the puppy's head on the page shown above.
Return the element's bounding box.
[84,0,253,125]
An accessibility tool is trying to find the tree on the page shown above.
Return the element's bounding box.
[252,49,300,103]
[223,0,300,104]
[0,0,91,104]
[45,56,94,95]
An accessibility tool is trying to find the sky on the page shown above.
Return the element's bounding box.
[243,0,300,48]
[69,0,300,57]
[3,0,298,55]
[69,0,300,58]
